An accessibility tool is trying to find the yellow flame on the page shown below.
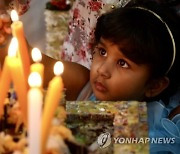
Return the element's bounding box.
[8,37,18,57]
[28,72,42,87]
[53,61,64,76]
[31,48,42,63]
[11,10,19,22]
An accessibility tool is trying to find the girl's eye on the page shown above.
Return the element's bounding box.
[98,48,107,57]
[117,59,129,68]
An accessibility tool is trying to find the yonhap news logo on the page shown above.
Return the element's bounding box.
[114,137,175,144]
[97,132,112,148]
[97,132,175,148]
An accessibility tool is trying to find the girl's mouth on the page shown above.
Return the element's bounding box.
[94,81,107,92]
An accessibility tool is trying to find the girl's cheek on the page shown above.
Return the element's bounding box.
[91,58,98,68]
[90,63,96,76]
[90,61,100,78]
[91,60,100,71]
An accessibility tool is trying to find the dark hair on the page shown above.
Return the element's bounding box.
[94,1,180,103]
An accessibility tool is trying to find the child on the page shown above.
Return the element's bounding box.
[42,2,180,153]
[43,1,180,103]
[0,1,179,153]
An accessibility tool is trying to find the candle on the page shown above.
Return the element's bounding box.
[0,38,19,116]
[0,57,11,117]
[8,37,28,126]
[30,48,44,86]
[10,10,30,83]
[41,61,64,154]
[0,64,1,77]
[28,72,43,154]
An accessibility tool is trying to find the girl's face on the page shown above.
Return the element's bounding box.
[90,38,152,101]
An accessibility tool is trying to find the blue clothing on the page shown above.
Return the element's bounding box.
[147,91,180,154]
[78,82,180,153]
[88,93,97,101]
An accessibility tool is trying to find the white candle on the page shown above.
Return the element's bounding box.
[28,72,43,154]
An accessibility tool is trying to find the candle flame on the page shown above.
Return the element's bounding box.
[31,48,42,63]
[28,72,42,87]
[11,10,19,22]
[54,61,64,76]
[8,37,18,57]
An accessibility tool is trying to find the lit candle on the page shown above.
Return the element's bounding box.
[30,48,44,86]
[28,72,43,154]
[0,64,1,77]
[11,10,30,83]
[41,61,64,154]
[8,37,28,126]
[0,56,11,117]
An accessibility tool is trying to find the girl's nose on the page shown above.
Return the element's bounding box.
[97,61,111,79]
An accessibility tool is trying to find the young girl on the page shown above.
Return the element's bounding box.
[0,1,179,153]
[43,1,180,103]
[42,2,180,153]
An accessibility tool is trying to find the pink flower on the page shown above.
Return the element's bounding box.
[78,49,86,60]
[88,1,102,12]
[73,8,80,19]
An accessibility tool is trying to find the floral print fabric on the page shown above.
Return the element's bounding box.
[61,0,123,69]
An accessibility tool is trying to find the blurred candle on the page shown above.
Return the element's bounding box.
[10,10,30,83]
[0,54,11,117]
[41,61,64,154]
[8,37,28,126]
[30,48,44,86]
[28,72,43,154]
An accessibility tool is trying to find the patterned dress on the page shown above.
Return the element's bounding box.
[61,0,130,69]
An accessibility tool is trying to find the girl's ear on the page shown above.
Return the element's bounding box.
[145,77,169,98]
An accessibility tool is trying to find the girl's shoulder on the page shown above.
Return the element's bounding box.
[147,90,180,154]
[76,81,94,101]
